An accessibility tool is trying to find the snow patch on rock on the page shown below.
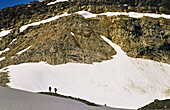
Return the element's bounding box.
[0,57,5,61]
[71,32,75,37]
[0,29,12,39]
[16,46,32,55]
[47,0,68,5]
[10,38,17,44]
[19,11,169,33]
[76,11,170,19]
[20,12,71,32]
[0,48,10,55]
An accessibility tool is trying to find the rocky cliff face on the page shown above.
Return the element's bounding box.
[90,15,170,63]
[138,99,170,109]
[0,0,170,71]
[0,14,115,69]
[0,0,169,29]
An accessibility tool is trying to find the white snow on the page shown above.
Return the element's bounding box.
[10,38,17,44]
[47,0,68,5]
[0,29,12,39]
[71,32,75,37]
[0,57,5,61]
[39,0,45,2]
[0,48,10,55]
[0,48,9,61]
[75,11,98,18]
[16,46,32,55]
[75,11,170,19]
[20,12,71,32]
[3,35,170,109]
[0,86,116,110]
[123,4,128,7]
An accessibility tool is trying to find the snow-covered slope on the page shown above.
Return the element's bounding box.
[2,35,170,109]
[0,86,117,110]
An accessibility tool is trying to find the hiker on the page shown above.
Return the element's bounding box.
[49,86,52,92]
[54,88,57,93]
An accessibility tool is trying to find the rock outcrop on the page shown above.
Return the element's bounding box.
[0,14,115,68]
[0,0,169,29]
[90,15,170,63]
[138,99,170,110]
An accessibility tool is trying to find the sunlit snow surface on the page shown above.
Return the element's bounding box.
[20,12,71,32]
[2,35,169,109]
[16,46,32,55]
[0,48,10,55]
[0,57,5,61]
[47,0,69,5]
[0,48,10,61]
[75,11,170,19]
[0,29,12,40]
[0,86,116,110]
[10,38,17,44]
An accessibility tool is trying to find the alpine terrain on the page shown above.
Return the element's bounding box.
[0,0,170,109]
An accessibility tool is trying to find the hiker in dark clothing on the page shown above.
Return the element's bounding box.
[49,86,52,92]
[54,88,57,93]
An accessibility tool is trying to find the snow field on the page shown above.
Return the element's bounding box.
[3,35,170,109]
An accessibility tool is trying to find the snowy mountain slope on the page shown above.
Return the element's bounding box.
[0,11,169,64]
[0,86,118,110]
[0,3,170,109]
[2,35,169,109]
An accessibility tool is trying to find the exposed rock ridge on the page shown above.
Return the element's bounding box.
[0,0,169,29]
